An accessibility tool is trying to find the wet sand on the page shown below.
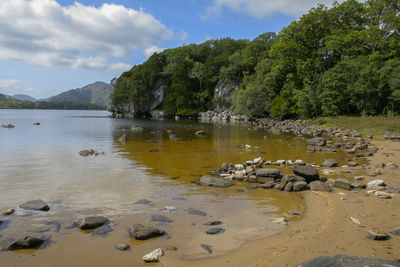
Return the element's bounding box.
[163,138,400,266]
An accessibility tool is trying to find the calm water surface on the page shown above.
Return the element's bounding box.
[0,109,354,265]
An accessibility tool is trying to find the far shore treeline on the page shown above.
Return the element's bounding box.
[111,0,400,118]
[0,94,105,110]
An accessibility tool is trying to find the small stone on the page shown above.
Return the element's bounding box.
[247,185,258,189]
[165,245,178,251]
[367,180,386,187]
[205,227,225,235]
[359,213,374,218]
[143,248,163,262]
[151,214,172,223]
[272,217,288,225]
[261,181,275,189]
[128,224,165,240]
[366,230,390,240]
[253,157,262,164]
[115,243,130,251]
[200,176,233,188]
[389,227,400,235]
[234,164,244,170]
[1,208,15,216]
[354,176,364,181]
[294,159,306,166]
[334,179,352,190]
[185,208,206,216]
[8,236,44,250]
[374,191,392,199]
[347,162,359,167]
[134,199,153,205]
[387,162,398,170]
[308,181,333,192]
[351,183,366,189]
[350,217,361,225]
[321,159,338,167]
[204,220,223,226]
[195,130,206,136]
[74,216,108,230]
[20,199,49,211]
[201,244,212,254]
[376,163,385,168]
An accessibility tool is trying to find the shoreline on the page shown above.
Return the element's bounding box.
[162,137,400,266]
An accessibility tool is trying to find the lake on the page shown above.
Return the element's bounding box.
[0,109,350,266]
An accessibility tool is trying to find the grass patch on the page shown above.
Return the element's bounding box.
[312,116,400,135]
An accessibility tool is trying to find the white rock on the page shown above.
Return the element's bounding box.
[234,164,244,170]
[143,248,163,262]
[253,157,262,164]
[367,180,385,187]
[276,160,286,165]
[294,159,305,166]
[165,206,177,212]
[287,160,293,165]
[354,176,364,181]
[374,191,392,199]
[245,144,252,149]
[350,217,361,225]
[272,217,288,225]
[220,173,230,178]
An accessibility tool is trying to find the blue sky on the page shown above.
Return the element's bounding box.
[0,0,340,98]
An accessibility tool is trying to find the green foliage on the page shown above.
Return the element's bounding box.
[0,96,104,110]
[112,0,400,118]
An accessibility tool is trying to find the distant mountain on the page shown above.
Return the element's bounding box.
[12,94,37,102]
[48,81,113,107]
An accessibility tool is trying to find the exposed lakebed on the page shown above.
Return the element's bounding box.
[0,110,370,265]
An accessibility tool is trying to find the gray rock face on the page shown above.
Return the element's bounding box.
[294,254,399,267]
[256,168,281,179]
[334,179,352,190]
[293,165,319,183]
[20,199,49,211]
[74,216,108,230]
[151,214,173,223]
[205,227,225,235]
[293,181,308,192]
[200,176,233,187]
[307,138,326,147]
[214,78,240,109]
[8,236,44,250]
[308,181,333,192]
[128,224,165,240]
[321,159,338,167]
[366,230,390,240]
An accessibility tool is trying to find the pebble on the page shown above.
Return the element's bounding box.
[115,244,130,251]
[143,248,163,262]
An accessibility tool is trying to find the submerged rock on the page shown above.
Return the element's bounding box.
[8,236,44,250]
[151,214,173,223]
[185,208,207,216]
[143,248,163,262]
[74,216,108,230]
[128,224,165,240]
[200,176,233,187]
[20,199,49,211]
[294,254,399,267]
[201,244,213,254]
[205,227,225,235]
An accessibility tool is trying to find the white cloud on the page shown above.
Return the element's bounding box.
[0,0,172,70]
[178,30,188,42]
[110,62,132,71]
[204,0,342,19]
[144,46,164,57]
[0,79,23,95]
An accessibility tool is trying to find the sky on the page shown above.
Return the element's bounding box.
[0,0,341,99]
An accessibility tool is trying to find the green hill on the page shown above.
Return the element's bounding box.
[49,82,113,107]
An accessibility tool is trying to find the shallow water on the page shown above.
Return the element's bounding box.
[0,109,362,265]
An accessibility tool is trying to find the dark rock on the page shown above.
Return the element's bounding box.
[366,230,390,240]
[334,179,352,190]
[387,186,400,194]
[294,254,399,267]
[347,161,359,167]
[307,138,326,147]
[204,221,223,226]
[151,214,172,223]
[357,152,374,157]
[1,124,15,128]
[293,181,308,192]
[256,168,281,179]
[351,183,366,189]
[128,224,165,240]
[261,181,275,189]
[201,244,212,254]
[247,185,258,189]
[8,236,44,250]
[20,199,49,211]
[33,122,40,126]
[185,208,206,216]
[134,199,153,205]
[293,165,319,183]
[274,183,285,191]
[79,150,91,157]
[74,216,108,230]
[199,176,233,188]
[389,227,400,236]
[115,243,130,251]
[284,182,293,192]
[257,177,275,184]
[205,227,225,235]
[308,181,333,192]
[91,225,113,236]
[292,211,302,215]
[321,159,338,167]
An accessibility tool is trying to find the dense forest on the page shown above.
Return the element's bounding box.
[0,94,105,110]
[111,0,400,118]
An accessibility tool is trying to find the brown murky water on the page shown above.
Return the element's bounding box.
[0,110,365,266]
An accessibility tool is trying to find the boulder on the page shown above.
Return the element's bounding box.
[307,138,326,147]
[367,180,386,187]
[334,179,352,190]
[143,248,163,262]
[293,165,319,183]
[261,181,275,189]
[308,181,333,192]
[128,224,165,240]
[293,181,308,192]
[8,236,44,250]
[199,176,233,187]
[321,159,338,167]
[20,199,49,211]
[256,168,281,179]
[294,254,399,267]
[74,216,108,230]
